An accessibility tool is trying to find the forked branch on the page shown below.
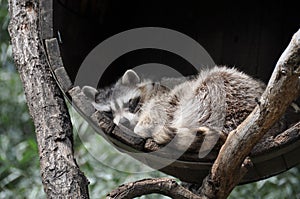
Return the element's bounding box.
[199,29,300,198]
[108,29,300,199]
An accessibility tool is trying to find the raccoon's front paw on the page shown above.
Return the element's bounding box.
[133,122,153,139]
[197,126,227,145]
[152,127,175,145]
[196,126,227,157]
[152,132,172,145]
[197,126,227,143]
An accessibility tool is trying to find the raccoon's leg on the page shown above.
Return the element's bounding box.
[153,126,227,152]
[197,127,227,144]
[173,127,227,152]
[134,112,168,139]
[152,126,176,145]
[195,127,227,157]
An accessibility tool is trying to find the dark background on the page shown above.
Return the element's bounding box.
[54,0,300,86]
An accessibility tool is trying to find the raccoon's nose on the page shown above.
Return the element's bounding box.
[113,116,130,126]
[113,116,121,125]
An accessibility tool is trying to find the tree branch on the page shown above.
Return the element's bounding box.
[198,29,300,198]
[107,178,201,199]
[8,0,89,198]
[252,121,300,155]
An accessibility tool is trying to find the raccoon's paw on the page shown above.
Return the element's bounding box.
[197,127,227,143]
[133,122,153,139]
[152,129,175,145]
[196,127,227,158]
[134,124,173,145]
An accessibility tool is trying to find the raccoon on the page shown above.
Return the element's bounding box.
[83,66,266,151]
[83,70,170,129]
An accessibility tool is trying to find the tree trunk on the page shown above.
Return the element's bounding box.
[7,0,300,198]
[8,0,89,198]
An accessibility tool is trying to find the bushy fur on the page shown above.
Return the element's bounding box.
[83,66,266,151]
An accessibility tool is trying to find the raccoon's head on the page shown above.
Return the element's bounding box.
[83,70,143,128]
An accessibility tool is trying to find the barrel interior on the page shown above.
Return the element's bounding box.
[49,0,300,184]
[53,0,300,87]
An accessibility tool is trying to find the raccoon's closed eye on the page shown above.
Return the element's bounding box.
[129,97,141,113]
[102,110,113,118]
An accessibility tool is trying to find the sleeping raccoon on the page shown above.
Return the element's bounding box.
[83,66,267,151]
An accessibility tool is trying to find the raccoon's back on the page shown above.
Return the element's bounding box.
[168,67,264,133]
[207,67,265,133]
[174,66,265,133]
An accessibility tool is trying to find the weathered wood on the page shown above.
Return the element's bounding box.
[54,67,72,92]
[45,38,63,71]
[40,0,53,39]
[69,86,96,117]
[8,0,89,198]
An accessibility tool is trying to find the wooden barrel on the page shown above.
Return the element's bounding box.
[41,0,300,184]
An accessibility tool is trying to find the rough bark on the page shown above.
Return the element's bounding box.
[198,28,300,199]
[107,178,202,199]
[8,0,89,198]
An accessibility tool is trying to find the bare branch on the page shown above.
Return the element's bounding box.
[252,121,300,155]
[199,29,300,198]
[106,178,201,199]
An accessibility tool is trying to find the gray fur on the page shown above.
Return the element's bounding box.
[121,69,140,85]
[87,67,266,151]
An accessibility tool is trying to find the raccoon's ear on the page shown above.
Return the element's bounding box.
[82,86,98,101]
[122,70,140,85]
